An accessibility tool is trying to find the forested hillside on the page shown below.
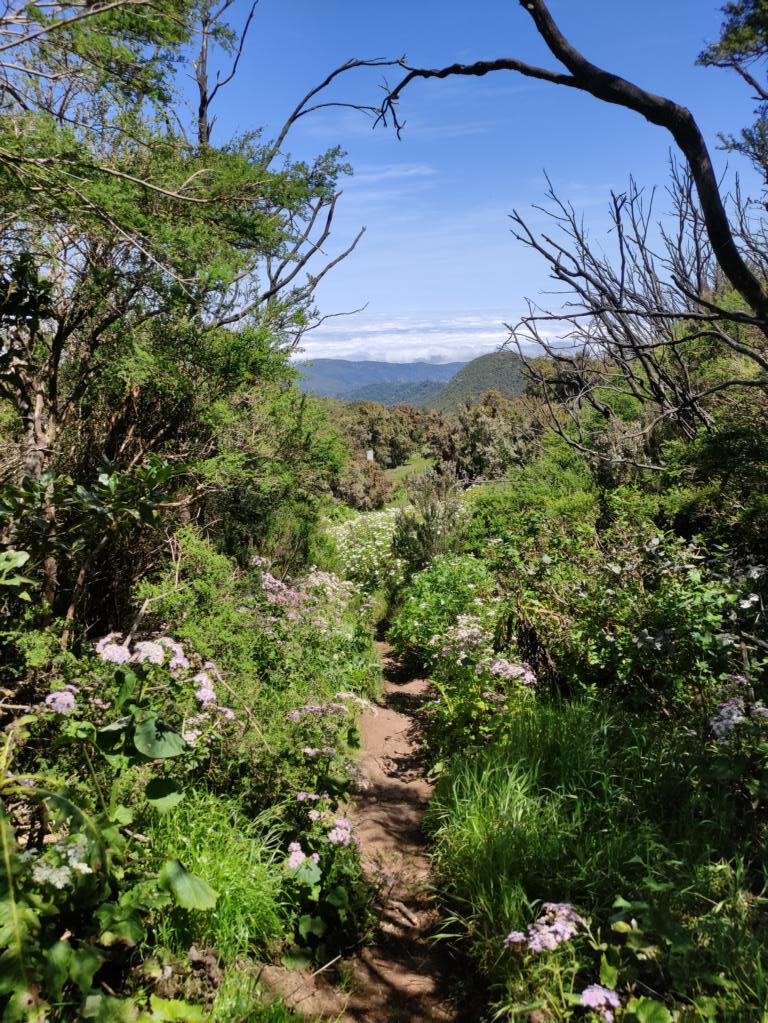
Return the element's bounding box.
[1,2,768,1022]
[296,359,465,400]
[426,351,527,410]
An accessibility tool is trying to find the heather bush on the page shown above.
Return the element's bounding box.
[392,468,468,575]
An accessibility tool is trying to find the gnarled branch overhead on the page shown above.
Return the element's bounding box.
[379,0,768,330]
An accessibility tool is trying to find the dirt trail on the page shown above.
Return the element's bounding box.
[260,640,467,1022]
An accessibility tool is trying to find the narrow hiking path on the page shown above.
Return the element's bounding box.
[260,639,468,1022]
[341,638,460,1022]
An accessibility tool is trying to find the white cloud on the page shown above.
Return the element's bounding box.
[295,309,541,363]
[351,163,436,184]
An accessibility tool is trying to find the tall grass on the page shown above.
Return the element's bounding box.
[211,972,302,1023]
[150,791,286,962]
[427,699,768,1016]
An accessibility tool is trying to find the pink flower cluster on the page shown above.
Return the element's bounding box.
[94,634,235,732]
[580,985,621,1021]
[286,701,348,723]
[489,659,537,687]
[327,817,353,846]
[95,633,188,671]
[44,686,78,715]
[433,614,493,665]
[504,902,586,953]
[261,572,306,608]
[286,841,320,870]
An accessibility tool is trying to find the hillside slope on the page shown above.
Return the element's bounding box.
[342,379,445,406]
[296,359,465,399]
[426,351,526,411]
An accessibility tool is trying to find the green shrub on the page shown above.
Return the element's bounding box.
[388,553,496,667]
[463,438,598,555]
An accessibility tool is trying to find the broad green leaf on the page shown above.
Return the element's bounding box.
[69,944,103,993]
[82,993,137,1022]
[298,914,326,940]
[599,955,619,989]
[95,902,146,947]
[115,672,139,711]
[138,995,205,1022]
[281,947,312,971]
[111,804,134,826]
[159,859,218,911]
[627,997,673,1023]
[134,717,186,759]
[292,859,322,888]
[145,778,184,814]
[325,885,350,910]
[43,939,72,999]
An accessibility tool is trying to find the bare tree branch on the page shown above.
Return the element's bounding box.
[378,0,768,329]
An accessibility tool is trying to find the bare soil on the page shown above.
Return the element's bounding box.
[259,640,473,1022]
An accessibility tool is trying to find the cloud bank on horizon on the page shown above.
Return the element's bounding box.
[296,310,531,363]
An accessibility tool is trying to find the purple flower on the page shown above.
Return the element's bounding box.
[158,637,190,671]
[286,841,306,869]
[308,809,328,822]
[95,632,122,653]
[489,659,537,686]
[286,709,302,722]
[132,640,165,665]
[296,791,320,802]
[580,985,621,1021]
[504,902,585,954]
[98,642,132,665]
[193,671,217,706]
[45,688,77,715]
[217,706,235,721]
[327,817,353,846]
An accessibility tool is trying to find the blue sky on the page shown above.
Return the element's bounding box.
[207,1,761,362]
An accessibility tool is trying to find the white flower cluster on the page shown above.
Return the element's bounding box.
[29,834,93,890]
[328,510,405,592]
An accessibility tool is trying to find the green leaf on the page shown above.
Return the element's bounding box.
[145,778,184,814]
[82,994,137,1022]
[69,944,103,993]
[95,902,146,947]
[627,997,673,1023]
[599,955,618,989]
[43,939,72,999]
[292,859,322,888]
[134,717,186,759]
[138,995,205,1022]
[158,859,218,911]
[281,947,312,971]
[298,914,326,940]
[325,885,349,910]
[115,671,139,711]
[111,804,134,826]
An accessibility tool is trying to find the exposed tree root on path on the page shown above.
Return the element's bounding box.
[260,640,473,1022]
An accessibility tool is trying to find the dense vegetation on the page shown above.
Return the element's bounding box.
[2,1,768,1021]
[296,359,465,401]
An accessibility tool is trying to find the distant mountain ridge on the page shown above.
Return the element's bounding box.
[296,359,466,400]
[341,379,446,406]
[426,351,526,411]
